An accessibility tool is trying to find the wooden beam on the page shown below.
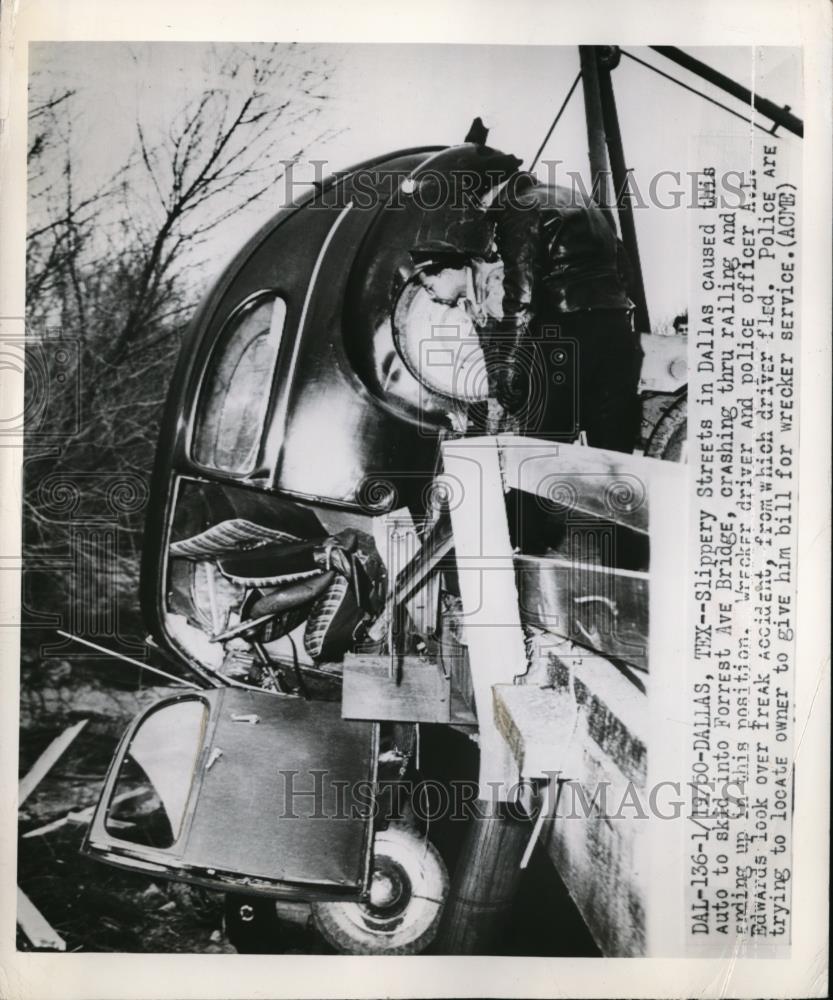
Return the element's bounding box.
[441,437,527,799]
[493,684,580,780]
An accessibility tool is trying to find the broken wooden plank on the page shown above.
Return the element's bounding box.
[17,887,66,951]
[21,815,73,839]
[18,719,88,807]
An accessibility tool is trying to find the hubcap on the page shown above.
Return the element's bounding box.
[367,860,408,915]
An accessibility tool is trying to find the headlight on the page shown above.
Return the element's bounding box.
[392,268,490,403]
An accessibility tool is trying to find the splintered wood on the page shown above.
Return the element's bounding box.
[17,718,89,951]
[18,719,88,807]
[17,888,66,951]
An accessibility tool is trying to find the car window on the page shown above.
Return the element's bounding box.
[192,295,286,474]
[105,698,208,849]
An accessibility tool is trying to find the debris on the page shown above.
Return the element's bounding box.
[520,778,559,870]
[18,719,89,807]
[17,887,66,951]
[19,681,166,734]
[140,884,166,906]
[21,815,72,839]
[56,629,199,688]
[21,787,147,838]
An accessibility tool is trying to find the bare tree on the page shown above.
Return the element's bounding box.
[112,42,336,360]
[23,43,338,648]
[26,87,122,326]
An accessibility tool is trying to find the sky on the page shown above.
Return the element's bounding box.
[30,42,802,328]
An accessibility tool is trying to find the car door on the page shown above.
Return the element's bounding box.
[83,688,378,900]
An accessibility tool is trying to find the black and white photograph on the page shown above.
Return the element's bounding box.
[0,2,829,997]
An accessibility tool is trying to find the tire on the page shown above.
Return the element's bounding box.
[311,825,449,955]
[644,391,687,462]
